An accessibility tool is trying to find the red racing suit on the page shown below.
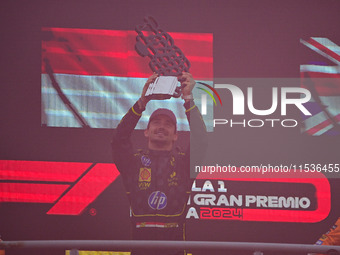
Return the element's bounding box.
[112,100,207,255]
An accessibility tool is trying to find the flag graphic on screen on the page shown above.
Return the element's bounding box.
[41,27,213,131]
[300,37,340,135]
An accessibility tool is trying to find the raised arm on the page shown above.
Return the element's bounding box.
[111,73,158,173]
[178,72,208,168]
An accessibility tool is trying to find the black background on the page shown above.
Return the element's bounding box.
[1,0,340,254]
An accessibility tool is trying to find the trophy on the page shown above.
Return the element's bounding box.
[135,16,191,100]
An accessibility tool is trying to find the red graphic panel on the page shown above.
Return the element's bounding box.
[0,160,92,182]
[0,160,120,215]
[0,183,68,203]
[47,163,120,215]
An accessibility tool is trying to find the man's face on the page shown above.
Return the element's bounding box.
[144,114,177,150]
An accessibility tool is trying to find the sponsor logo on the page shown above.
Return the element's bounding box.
[148,191,167,210]
[170,156,175,167]
[139,168,151,182]
[197,82,223,116]
[138,167,152,190]
[168,171,179,187]
[320,234,328,240]
[141,155,151,167]
[316,240,324,245]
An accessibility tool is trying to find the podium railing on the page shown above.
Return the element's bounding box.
[1,240,340,255]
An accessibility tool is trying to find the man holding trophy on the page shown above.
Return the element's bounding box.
[111,71,207,255]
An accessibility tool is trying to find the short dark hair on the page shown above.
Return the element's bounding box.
[147,108,177,131]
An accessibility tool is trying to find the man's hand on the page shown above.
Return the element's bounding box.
[138,73,159,109]
[178,72,195,102]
